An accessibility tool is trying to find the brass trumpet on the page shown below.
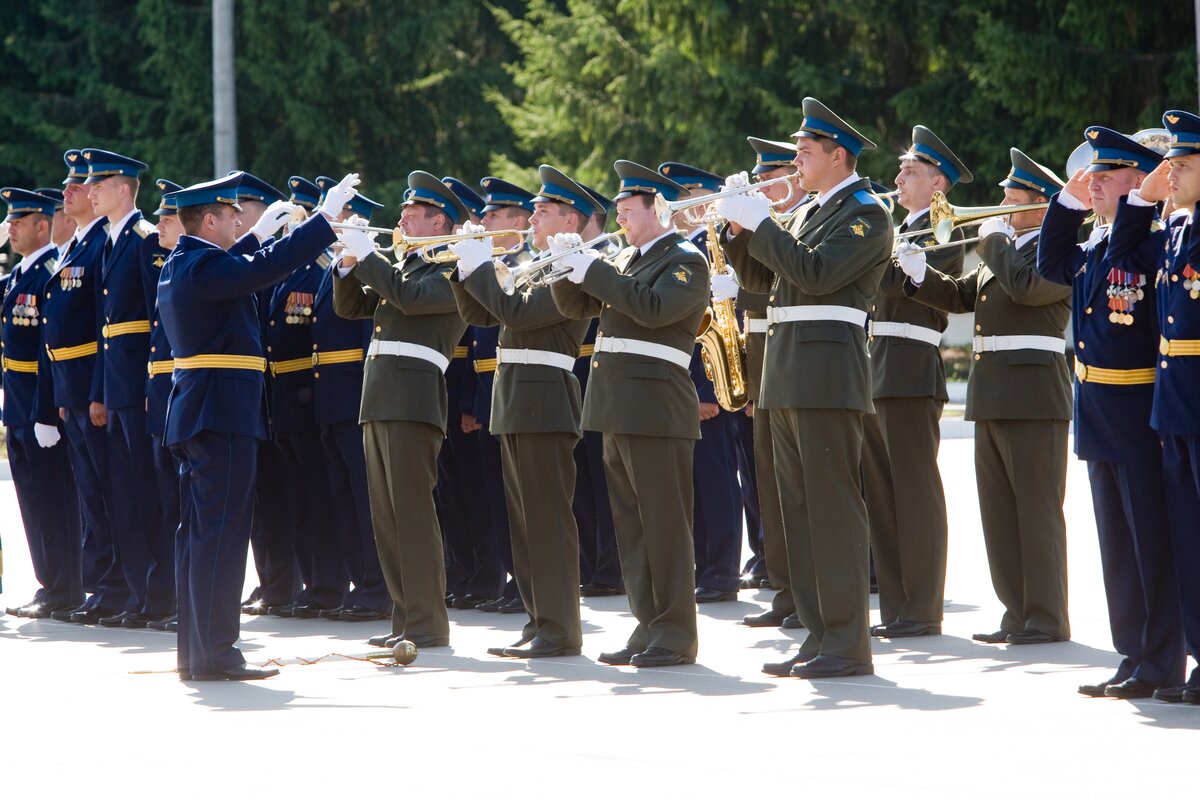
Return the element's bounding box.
[494,232,625,295]
[895,191,1050,246]
[324,213,531,262]
[656,175,796,227]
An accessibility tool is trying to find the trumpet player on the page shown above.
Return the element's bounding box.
[901,147,1076,651]
[550,160,709,667]
[333,170,470,651]
[446,174,590,658]
[716,98,892,679]
[865,126,972,640]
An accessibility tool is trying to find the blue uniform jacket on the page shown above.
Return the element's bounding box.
[99,211,154,410]
[266,257,328,434]
[469,323,499,426]
[1037,195,1163,462]
[3,248,59,426]
[43,219,106,409]
[1108,198,1200,437]
[311,263,371,427]
[143,233,173,436]
[157,215,337,445]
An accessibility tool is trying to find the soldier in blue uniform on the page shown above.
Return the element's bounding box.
[659,162,744,604]
[34,187,75,250]
[42,152,129,624]
[160,172,349,680]
[0,188,81,619]
[309,176,390,621]
[1106,109,1200,703]
[1038,127,1182,694]
[81,148,175,627]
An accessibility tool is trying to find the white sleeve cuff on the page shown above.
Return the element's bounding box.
[1056,190,1088,211]
[1126,189,1155,208]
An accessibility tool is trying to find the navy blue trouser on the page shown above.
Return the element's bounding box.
[62,407,127,609]
[731,410,763,575]
[321,421,389,611]
[438,423,503,598]
[248,440,300,606]
[693,411,743,593]
[274,429,345,608]
[1162,435,1200,688]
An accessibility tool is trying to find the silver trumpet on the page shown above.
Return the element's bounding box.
[656,175,795,227]
[494,231,626,295]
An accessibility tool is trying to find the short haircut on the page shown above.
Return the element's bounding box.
[112,175,140,199]
[817,137,856,171]
[591,210,608,231]
[178,203,226,235]
[553,201,588,234]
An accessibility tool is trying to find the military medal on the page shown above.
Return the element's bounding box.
[1183,264,1199,300]
[1106,268,1144,326]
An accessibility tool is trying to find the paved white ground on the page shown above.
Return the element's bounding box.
[1,436,1196,798]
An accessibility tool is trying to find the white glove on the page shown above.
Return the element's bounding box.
[714,191,770,232]
[34,423,61,449]
[710,271,741,302]
[449,222,492,277]
[0,221,9,248]
[562,249,600,284]
[337,215,379,260]
[319,172,361,218]
[250,200,300,241]
[723,171,751,191]
[977,217,1015,241]
[548,232,582,255]
[895,242,928,285]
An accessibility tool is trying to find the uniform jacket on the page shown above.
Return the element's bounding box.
[265,257,327,433]
[332,249,467,432]
[737,288,768,403]
[870,209,964,401]
[725,177,892,413]
[1108,198,1200,437]
[1037,195,1162,462]
[2,248,58,426]
[552,230,709,440]
[311,264,371,427]
[43,218,106,409]
[142,232,173,435]
[157,214,336,445]
[99,210,155,410]
[908,233,1072,421]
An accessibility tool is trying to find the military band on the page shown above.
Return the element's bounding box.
[1,105,1198,703]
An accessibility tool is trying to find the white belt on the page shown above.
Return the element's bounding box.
[972,335,1065,354]
[496,347,575,372]
[593,334,691,370]
[366,339,450,372]
[766,305,868,327]
[869,321,943,347]
[744,318,769,334]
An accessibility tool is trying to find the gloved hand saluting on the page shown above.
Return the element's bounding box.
[320,173,361,218]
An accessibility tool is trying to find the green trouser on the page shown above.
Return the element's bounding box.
[500,431,582,648]
[753,406,794,615]
[362,419,449,640]
[602,432,698,657]
[862,396,948,624]
[773,407,872,664]
[975,419,1070,638]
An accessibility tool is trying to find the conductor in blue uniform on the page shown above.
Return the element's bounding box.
[158,172,350,681]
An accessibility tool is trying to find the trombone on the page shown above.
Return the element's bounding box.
[494,232,625,295]
[655,175,795,227]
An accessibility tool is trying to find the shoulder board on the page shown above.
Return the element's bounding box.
[134,219,156,238]
[42,257,58,272]
[316,252,332,269]
[677,240,702,255]
[851,190,886,209]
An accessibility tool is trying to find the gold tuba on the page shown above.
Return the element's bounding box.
[697,220,749,412]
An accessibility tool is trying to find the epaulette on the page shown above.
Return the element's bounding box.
[852,189,887,209]
[316,252,332,269]
[677,239,702,256]
[134,219,157,238]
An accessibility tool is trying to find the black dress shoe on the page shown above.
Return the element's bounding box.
[1006,629,1065,645]
[22,603,72,619]
[762,653,809,677]
[476,597,508,612]
[99,611,134,627]
[488,637,531,657]
[695,588,737,603]
[742,609,789,628]
[972,629,1012,644]
[1078,675,1121,697]
[874,620,941,638]
[269,602,299,617]
[290,603,333,619]
[186,664,280,682]
[241,599,271,615]
[1104,678,1162,699]
[121,612,171,629]
[503,636,582,658]
[497,598,526,614]
[148,613,178,631]
[164,620,178,633]
[790,655,874,679]
[738,575,759,590]
[318,606,346,620]
[781,614,803,629]
[630,647,694,668]
[1183,687,1200,704]
[580,584,625,598]
[1153,685,1188,703]
[340,606,390,622]
[368,632,399,648]
[399,633,449,648]
[71,606,117,624]
[52,603,91,622]
[452,593,495,610]
[597,646,639,665]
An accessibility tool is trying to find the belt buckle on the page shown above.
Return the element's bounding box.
[1160,337,1170,356]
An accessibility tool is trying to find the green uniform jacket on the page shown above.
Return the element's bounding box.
[725,178,893,413]
[332,250,467,432]
[551,231,710,440]
[451,261,588,436]
[871,209,965,401]
[906,233,1072,422]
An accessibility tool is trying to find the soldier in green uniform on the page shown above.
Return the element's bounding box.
[448,175,590,658]
[717,98,893,679]
[332,171,469,649]
[551,161,709,668]
[865,126,972,639]
[898,148,1072,645]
